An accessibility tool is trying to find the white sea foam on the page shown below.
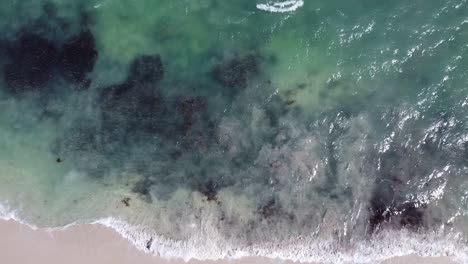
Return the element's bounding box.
[256,1,304,13]
[0,201,76,231]
[92,217,468,263]
[0,202,16,221]
[2,201,467,263]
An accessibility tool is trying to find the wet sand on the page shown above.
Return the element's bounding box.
[0,219,457,264]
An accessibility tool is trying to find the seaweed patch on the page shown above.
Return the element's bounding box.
[211,54,259,90]
[59,30,98,84]
[3,32,59,93]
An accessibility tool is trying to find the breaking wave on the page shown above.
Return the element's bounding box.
[256,1,304,13]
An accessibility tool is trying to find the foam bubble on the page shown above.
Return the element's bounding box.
[256,1,304,13]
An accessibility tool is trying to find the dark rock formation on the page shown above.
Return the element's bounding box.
[3,32,59,93]
[176,96,207,118]
[98,54,167,139]
[368,183,394,231]
[59,30,98,84]
[2,27,97,94]
[128,55,164,84]
[368,147,427,232]
[368,196,426,232]
[397,202,425,228]
[132,179,152,198]
[212,54,259,89]
[199,180,218,201]
[258,199,279,219]
[176,96,207,134]
[99,82,165,136]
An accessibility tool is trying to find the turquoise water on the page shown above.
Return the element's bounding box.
[0,0,468,262]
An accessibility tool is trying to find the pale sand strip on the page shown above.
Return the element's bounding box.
[0,220,457,264]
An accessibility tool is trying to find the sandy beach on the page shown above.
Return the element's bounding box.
[0,219,458,264]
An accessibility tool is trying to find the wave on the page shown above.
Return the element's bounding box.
[96,218,468,263]
[1,201,466,263]
[256,1,304,13]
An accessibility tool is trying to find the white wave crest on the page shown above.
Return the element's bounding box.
[2,202,467,263]
[97,217,468,263]
[256,1,304,13]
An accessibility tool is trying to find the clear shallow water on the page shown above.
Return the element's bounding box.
[0,0,468,262]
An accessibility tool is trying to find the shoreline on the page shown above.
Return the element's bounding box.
[0,219,300,264]
[0,218,459,264]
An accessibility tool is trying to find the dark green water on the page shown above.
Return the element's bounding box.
[0,0,468,262]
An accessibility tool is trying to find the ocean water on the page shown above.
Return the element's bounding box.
[0,0,468,262]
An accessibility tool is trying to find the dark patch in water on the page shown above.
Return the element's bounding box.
[368,195,426,232]
[258,199,279,219]
[3,32,59,93]
[368,182,394,232]
[128,55,164,84]
[315,112,351,199]
[176,96,207,120]
[2,19,97,94]
[175,95,209,136]
[368,145,428,233]
[212,54,259,89]
[50,47,287,210]
[99,81,166,137]
[59,30,98,84]
[132,179,153,200]
[397,202,425,229]
[98,55,166,137]
[199,180,218,202]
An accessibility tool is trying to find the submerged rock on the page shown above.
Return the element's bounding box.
[98,54,170,140]
[397,202,426,228]
[176,96,208,133]
[212,54,259,89]
[99,82,166,136]
[99,54,165,104]
[2,27,97,94]
[59,30,98,84]
[3,32,59,93]
[368,147,428,233]
[368,196,426,232]
[128,55,164,84]
[368,184,394,232]
[176,96,207,118]
[132,179,152,198]
[199,180,218,202]
[258,199,278,219]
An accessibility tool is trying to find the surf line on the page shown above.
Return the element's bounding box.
[256,0,304,13]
